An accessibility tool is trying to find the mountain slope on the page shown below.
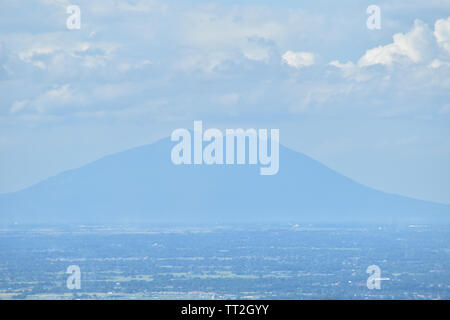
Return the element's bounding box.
[1,137,449,224]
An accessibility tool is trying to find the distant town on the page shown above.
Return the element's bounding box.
[0,223,448,300]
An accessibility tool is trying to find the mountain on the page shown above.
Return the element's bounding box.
[0,136,449,224]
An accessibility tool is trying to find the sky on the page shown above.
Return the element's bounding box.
[0,0,450,204]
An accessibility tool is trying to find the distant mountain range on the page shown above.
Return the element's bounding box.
[1,137,449,224]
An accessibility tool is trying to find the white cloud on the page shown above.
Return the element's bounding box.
[175,51,233,74]
[329,61,373,82]
[117,0,164,13]
[434,17,450,53]
[117,59,152,72]
[330,17,450,90]
[12,84,86,115]
[214,93,240,105]
[177,8,290,71]
[92,82,140,100]
[242,45,271,62]
[34,84,76,113]
[10,100,29,114]
[181,10,286,50]
[40,0,165,14]
[358,20,436,67]
[282,51,315,69]
[38,0,70,8]
[429,58,450,68]
[11,33,120,75]
[439,104,450,115]
[9,85,78,115]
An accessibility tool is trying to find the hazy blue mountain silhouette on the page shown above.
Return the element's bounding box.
[1,137,449,224]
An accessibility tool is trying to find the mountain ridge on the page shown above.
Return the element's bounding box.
[1,136,449,224]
